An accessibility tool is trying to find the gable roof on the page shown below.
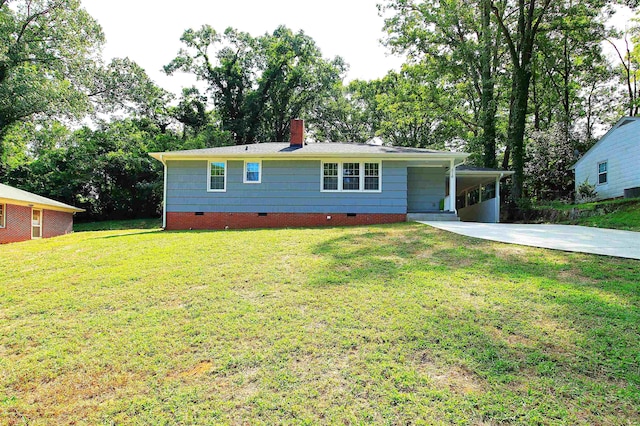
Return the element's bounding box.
[0,183,84,213]
[150,142,469,163]
[572,117,640,169]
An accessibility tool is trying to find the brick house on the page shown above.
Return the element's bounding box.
[150,120,513,230]
[0,183,84,244]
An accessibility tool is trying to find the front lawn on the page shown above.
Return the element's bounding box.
[1,223,639,424]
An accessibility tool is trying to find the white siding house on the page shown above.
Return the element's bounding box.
[573,117,640,200]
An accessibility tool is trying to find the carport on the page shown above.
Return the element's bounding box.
[454,166,514,223]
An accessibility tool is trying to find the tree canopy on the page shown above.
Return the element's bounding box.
[164,25,346,144]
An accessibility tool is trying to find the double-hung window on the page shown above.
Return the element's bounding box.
[244,161,262,184]
[342,162,360,190]
[322,161,381,192]
[597,161,608,185]
[323,163,339,190]
[364,163,380,191]
[208,161,227,192]
[0,204,4,228]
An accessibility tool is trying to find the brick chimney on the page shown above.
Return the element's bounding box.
[290,119,304,147]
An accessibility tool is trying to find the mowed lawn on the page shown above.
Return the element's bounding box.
[1,223,639,424]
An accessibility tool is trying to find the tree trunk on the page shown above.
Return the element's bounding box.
[508,64,532,202]
[480,0,497,168]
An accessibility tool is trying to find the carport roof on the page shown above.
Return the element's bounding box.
[456,166,514,193]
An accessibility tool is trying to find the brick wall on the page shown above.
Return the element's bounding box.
[0,204,75,244]
[42,210,74,238]
[166,212,406,230]
[0,204,32,243]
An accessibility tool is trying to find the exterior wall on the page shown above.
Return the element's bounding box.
[407,167,446,212]
[0,204,32,243]
[574,120,640,200]
[165,159,408,215]
[42,210,74,238]
[166,212,406,230]
[458,199,498,223]
[0,204,74,244]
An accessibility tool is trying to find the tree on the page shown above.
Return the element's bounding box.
[172,87,209,139]
[164,25,345,144]
[5,119,171,220]
[607,16,640,117]
[307,81,376,143]
[382,0,503,165]
[524,124,577,201]
[0,0,104,140]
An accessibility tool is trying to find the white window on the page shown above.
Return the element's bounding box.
[321,161,382,192]
[364,163,380,191]
[244,160,262,183]
[0,204,5,228]
[208,160,227,192]
[598,161,608,185]
[342,162,360,191]
[323,163,339,190]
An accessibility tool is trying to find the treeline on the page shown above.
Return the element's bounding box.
[1,0,639,221]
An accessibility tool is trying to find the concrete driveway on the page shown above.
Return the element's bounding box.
[420,222,640,260]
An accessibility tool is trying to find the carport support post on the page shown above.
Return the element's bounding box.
[449,159,457,213]
[494,174,501,223]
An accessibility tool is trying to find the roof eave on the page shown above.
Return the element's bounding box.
[151,152,470,161]
[0,198,84,213]
[456,170,515,176]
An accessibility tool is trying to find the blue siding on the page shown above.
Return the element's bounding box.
[407,167,446,212]
[166,160,407,214]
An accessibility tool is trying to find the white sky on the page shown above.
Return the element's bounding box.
[81,0,405,96]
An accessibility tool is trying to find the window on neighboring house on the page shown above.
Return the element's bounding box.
[598,161,608,185]
[208,161,227,191]
[244,161,261,183]
[343,162,360,190]
[0,204,4,228]
[323,162,339,190]
[321,161,382,192]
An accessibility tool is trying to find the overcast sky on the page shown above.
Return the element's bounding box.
[81,0,405,96]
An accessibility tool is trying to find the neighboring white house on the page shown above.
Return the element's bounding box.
[573,117,640,200]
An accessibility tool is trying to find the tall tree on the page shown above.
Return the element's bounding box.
[491,0,553,202]
[0,0,104,139]
[165,25,345,144]
[382,0,502,165]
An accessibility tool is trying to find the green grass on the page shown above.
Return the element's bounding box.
[74,217,162,232]
[534,198,640,232]
[1,223,639,424]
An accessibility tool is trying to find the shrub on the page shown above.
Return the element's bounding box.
[577,179,597,203]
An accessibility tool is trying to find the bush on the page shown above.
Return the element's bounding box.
[577,179,597,203]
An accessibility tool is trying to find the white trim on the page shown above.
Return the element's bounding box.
[320,160,382,193]
[495,175,502,223]
[152,152,469,162]
[207,160,227,192]
[448,160,457,213]
[243,160,262,184]
[0,203,5,228]
[31,208,42,239]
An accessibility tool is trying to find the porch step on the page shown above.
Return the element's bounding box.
[407,212,460,222]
